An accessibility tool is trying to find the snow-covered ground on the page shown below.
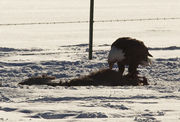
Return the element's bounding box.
[0,0,180,121]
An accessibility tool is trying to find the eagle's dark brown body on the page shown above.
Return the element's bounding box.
[108,37,152,77]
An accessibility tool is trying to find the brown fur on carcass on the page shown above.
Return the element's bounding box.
[61,69,148,86]
[19,69,149,86]
[19,74,56,86]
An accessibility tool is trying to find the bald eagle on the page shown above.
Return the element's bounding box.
[108,37,152,78]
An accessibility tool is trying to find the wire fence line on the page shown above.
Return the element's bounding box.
[0,17,180,26]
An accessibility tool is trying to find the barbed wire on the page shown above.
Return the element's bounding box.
[0,17,180,26]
